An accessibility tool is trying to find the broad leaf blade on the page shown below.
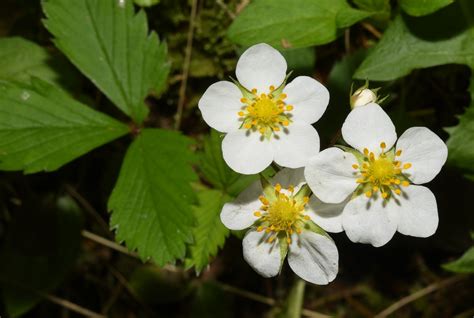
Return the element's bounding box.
[354,3,474,81]
[0,79,129,173]
[186,189,231,273]
[227,0,371,49]
[0,195,83,317]
[43,0,170,123]
[443,246,474,273]
[108,128,198,265]
[400,0,453,16]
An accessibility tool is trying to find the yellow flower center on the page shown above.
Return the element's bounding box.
[253,183,310,244]
[353,142,412,199]
[238,86,293,138]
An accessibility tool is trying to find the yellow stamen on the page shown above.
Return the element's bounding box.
[352,164,359,169]
[254,211,261,217]
[403,163,412,169]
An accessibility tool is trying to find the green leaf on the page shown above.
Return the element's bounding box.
[355,3,474,81]
[227,0,371,49]
[108,128,198,265]
[186,189,231,273]
[446,74,474,176]
[199,130,259,197]
[443,246,474,273]
[0,195,83,317]
[0,37,75,88]
[0,79,129,173]
[400,0,453,16]
[43,0,170,123]
[134,0,160,7]
[354,0,390,13]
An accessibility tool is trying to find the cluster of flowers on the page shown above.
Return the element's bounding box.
[198,43,448,284]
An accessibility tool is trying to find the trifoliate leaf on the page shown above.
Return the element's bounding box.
[0,195,83,317]
[354,3,474,81]
[0,79,129,173]
[186,189,231,273]
[0,37,76,89]
[400,0,453,17]
[446,74,474,177]
[228,0,371,49]
[199,130,259,197]
[108,128,198,266]
[443,246,474,273]
[43,0,170,123]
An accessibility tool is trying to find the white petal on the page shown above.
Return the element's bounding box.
[396,127,448,184]
[272,123,320,169]
[288,231,338,285]
[222,129,274,175]
[304,147,358,204]
[342,195,399,247]
[198,81,243,133]
[243,230,283,278]
[220,180,262,230]
[307,195,349,233]
[272,168,306,191]
[341,103,397,155]
[283,76,329,124]
[236,43,287,93]
[397,185,438,238]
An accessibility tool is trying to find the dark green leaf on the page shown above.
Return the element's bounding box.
[134,0,160,7]
[0,79,129,173]
[186,189,231,273]
[43,0,170,123]
[228,0,371,49]
[108,128,198,265]
[355,4,474,81]
[354,0,390,13]
[443,246,474,273]
[0,195,83,317]
[400,0,453,16]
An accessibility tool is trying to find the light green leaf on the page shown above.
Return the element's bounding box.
[446,74,474,176]
[443,246,474,273]
[186,189,231,273]
[355,3,474,81]
[354,0,390,13]
[134,0,160,7]
[43,0,170,123]
[0,79,129,173]
[0,195,83,317]
[108,128,198,265]
[228,0,371,49]
[199,130,259,197]
[400,0,453,16]
[0,37,74,88]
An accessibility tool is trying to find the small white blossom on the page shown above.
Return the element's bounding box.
[199,43,329,175]
[220,168,340,285]
[304,103,448,247]
[351,88,377,108]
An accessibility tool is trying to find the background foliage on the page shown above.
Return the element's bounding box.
[0,0,473,317]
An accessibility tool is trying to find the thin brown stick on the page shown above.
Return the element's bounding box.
[82,230,139,258]
[45,294,106,318]
[215,0,236,19]
[375,275,468,318]
[361,22,382,39]
[65,185,112,238]
[175,0,198,130]
[214,282,332,318]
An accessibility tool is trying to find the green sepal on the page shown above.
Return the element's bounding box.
[230,76,255,100]
[303,220,327,237]
[260,173,277,203]
[335,145,365,163]
[272,71,293,97]
[293,185,311,204]
[278,233,289,272]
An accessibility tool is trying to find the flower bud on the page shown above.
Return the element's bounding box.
[350,87,377,108]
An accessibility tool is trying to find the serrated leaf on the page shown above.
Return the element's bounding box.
[227,0,371,49]
[0,195,83,317]
[108,128,198,265]
[0,37,76,88]
[199,130,259,197]
[446,73,474,176]
[354,3,474,81]
[443,246,474,273]
[400,0,453,17]
[0,79,129,173]
[43,0,170,123]
[186,189,231,273]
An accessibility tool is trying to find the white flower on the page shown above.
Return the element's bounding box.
[220,168,340,285]
[198,43,329,175]
[304,103,448,247]
[351,88,377,108]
